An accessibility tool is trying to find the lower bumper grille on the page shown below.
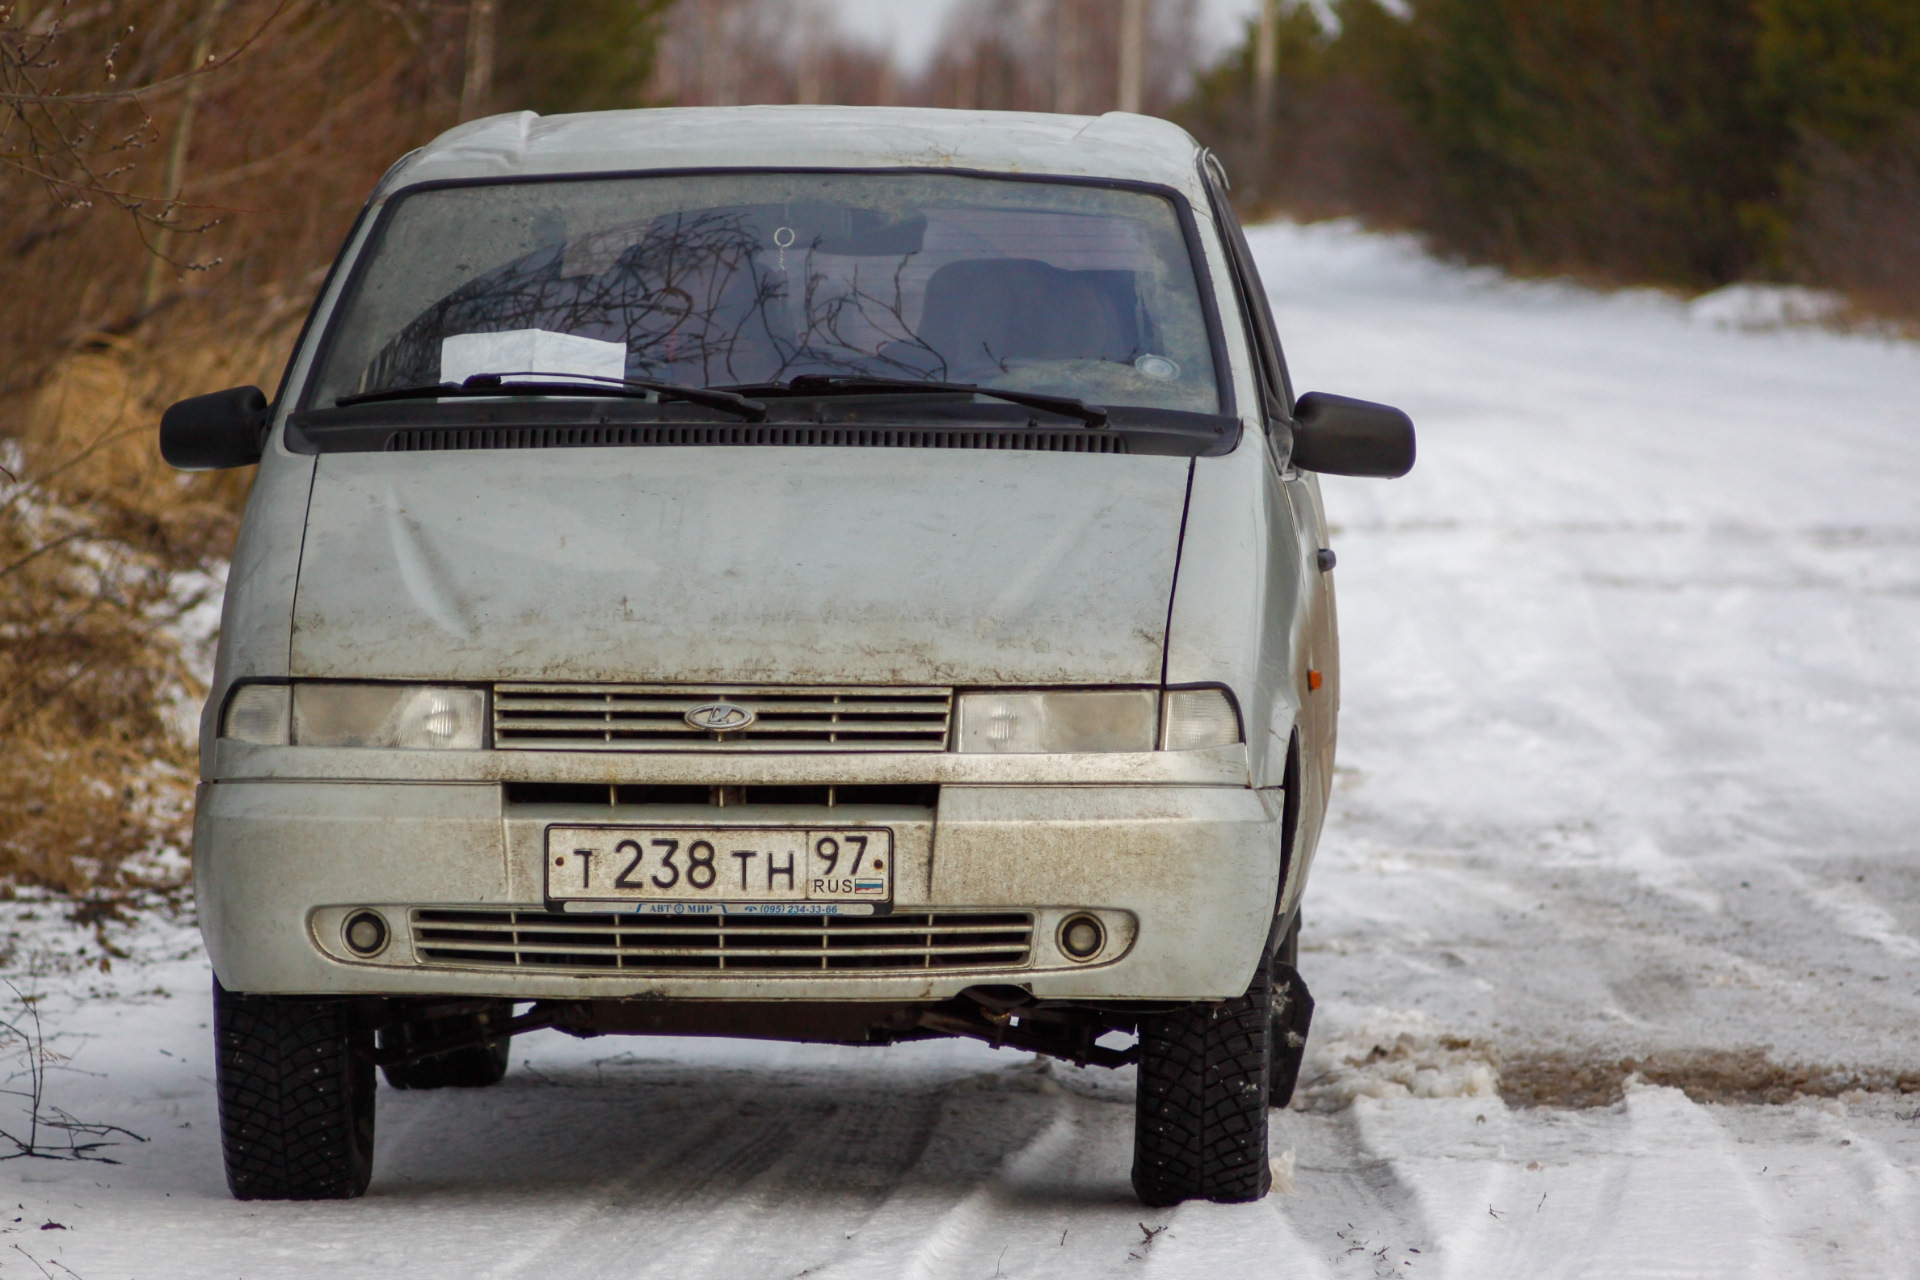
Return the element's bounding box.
[409,908,1033,973]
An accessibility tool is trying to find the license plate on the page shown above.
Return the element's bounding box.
[544,826,893,914]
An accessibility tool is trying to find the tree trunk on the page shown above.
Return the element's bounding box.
[461,0,497,121]
[143,0,232,310]
[1118,0,1145,114]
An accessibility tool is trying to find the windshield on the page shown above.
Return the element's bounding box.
[305,171,1221,415]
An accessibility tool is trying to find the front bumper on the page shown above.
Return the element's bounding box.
[195,774,1284,1002]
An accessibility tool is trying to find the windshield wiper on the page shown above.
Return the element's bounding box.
[736,375,1109,429]
[337,373,768,422]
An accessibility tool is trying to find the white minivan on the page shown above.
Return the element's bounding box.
[163,106,1413,1206]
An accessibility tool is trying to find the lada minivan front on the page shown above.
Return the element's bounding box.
[162,106,1414,1207]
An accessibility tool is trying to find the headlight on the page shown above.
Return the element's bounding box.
[955,689,1158,753]
[222,684,291,745]
[1159,687,1242,750]
[290,684,485,749]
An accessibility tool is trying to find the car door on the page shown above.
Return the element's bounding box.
[1202,158,1338,898]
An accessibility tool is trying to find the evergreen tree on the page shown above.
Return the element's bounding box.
[496,0,678,116]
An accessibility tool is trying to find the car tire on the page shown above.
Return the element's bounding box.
[1131,954,1274,1207]
[213,978,375,1201]
[1268,915,1316,1108]
[379,1003,514,1090]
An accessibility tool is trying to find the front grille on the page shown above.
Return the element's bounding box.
[409,908,1033,972]
[493,684,952,753]
[502,782,941,808]
[386,424,1128,454]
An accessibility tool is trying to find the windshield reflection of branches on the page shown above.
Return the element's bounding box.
[362,212,949,392]
[777,242,946,383]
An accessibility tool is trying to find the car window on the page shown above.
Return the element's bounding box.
[1200,157,1292,424]
[305,171,1222,415]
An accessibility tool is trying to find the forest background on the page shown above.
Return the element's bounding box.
[2,0,1915,899]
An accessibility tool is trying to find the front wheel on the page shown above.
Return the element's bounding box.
[1131,955,1273,1206]
[213,979,375,1200]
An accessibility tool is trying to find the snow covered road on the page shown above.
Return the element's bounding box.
[3,220,1918,1278]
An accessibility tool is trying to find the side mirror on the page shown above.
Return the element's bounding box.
[1291,392,1416,478]
[160,385,269,470]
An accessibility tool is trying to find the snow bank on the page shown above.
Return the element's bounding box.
[1686,283,1848,331]
[1294,1006,1501,1111]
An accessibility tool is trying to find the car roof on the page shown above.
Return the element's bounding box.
[376,106,1209,203]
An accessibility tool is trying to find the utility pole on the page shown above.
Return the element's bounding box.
[700,0,738,106]
[955,50,978,110]
[1253,0,1279,191]
[796,27,822,103]
[1117,0,1145,114]
[460,0,497,121]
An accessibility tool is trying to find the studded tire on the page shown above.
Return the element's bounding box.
[214,978,375,1200]
[379,1003,514,1090]
[1131,954,1274,1207]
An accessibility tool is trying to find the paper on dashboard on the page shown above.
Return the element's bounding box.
[440,329,628,385]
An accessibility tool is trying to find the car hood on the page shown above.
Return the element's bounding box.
[289,448,1192,687]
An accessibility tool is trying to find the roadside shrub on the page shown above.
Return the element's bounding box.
[1183,0,1920,317]
[1393,0,1788,286]
[1184,0,1790,289]
[0,0,672,892]
[0,297,304,893]
[1788,120,1920,317]
[1756,0,1920,312]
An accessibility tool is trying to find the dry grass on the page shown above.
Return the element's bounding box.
[0,297,304,894]
[0,460,203,894]
[0,0,462,896]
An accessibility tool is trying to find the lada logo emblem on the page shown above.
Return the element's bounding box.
[685,701,756,733]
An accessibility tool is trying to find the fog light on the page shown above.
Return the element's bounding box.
[1058,914,1105,961]
[343,910,389,957]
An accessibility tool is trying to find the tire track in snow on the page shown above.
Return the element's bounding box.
[1276,1108,1438,1274]
[1343,1088,1821,1279]
[814,1062,1110,1280]
[458,1057,962,1280]
[569,1070,950,1279]
[893,1099,1081,1280]
[1714,1101,1920,1279]
[473,1100,748,1280]
[826,1063,1354,1280]
[1773,862,1920,960]
[808,1059,1174,1280]
[1139,1196,1339,1280]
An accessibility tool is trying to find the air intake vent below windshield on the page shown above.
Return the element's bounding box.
[383,424,1128,453]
